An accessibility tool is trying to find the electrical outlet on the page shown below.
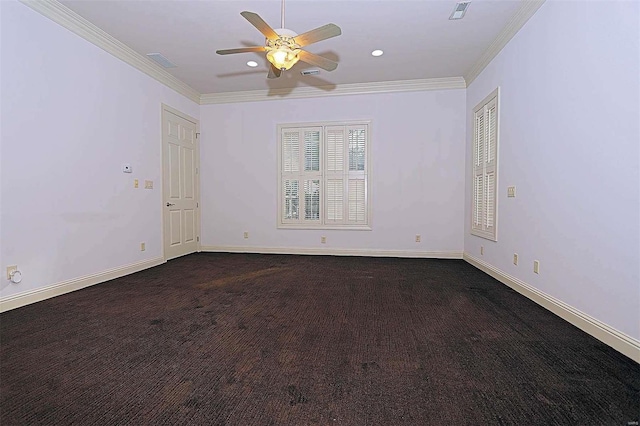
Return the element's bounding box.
[140,242,145,251]
[415,234,421,243]
[134,179,139,188]
[243,231,249,239]
[533,260,540,274]
[144,180,153,189]
[6,265,18,280]
[480,246,484,255]
[321,236,326,244]
[513,253,518,265]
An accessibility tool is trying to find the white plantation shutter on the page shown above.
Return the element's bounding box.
[473,175,483,228]
[484,98,497,234]
[279,121,370,229]
[304,179,321,220]
[283,179,299,220]
[326,128,344,172]
[485,172,495,229]
[471,88,499,240]
[283,131,300,173]
[487,100,497,165]
[346,126,367,224]
[475,113,484,168]
[348,178,366,222]
[304,130,320,172]
[348,128,366,171]
[326,179,344,221]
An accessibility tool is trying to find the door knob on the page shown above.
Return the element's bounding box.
[166,202,175,207]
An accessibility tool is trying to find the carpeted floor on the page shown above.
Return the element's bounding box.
[1,253,638,425]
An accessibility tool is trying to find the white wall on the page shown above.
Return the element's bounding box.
[465,1,640,339]
[200,90,466,255]
[0,1,199,300]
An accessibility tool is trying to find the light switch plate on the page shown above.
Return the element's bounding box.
[144,180,153,189]
[6,265,18,280]
[507,186,516,197]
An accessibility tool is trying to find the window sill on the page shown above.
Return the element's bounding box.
[470,229,497,241]
[278,224,372,231]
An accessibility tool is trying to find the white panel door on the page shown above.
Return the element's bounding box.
[162,108,199,260]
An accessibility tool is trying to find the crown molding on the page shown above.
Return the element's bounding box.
[199,77,467,105]
[20,0,201,104]
[21,0,543,104]
[464,0,546,86]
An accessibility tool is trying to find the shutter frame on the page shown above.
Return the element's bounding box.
[470,88,499,241]
[278,121,371,229]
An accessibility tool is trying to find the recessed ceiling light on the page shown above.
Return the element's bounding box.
[371,50,384,57]
[246,61,258,67]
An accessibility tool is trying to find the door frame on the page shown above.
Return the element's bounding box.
[161,103,201,261]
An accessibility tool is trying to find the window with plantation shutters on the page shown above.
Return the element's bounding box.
[278,121,371,229]
[471,88,499,241]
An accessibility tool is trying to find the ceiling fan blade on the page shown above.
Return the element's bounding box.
[294,24,341,47]
[240,11,280,41]
[216,46,266,55]
[298,50,338,72]
[267,64,282,79]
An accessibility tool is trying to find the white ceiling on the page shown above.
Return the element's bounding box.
[60,0,525,95]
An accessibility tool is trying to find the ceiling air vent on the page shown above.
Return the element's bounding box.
[300,69,320,76]
[449,1,471,20]
[146,53,177,68]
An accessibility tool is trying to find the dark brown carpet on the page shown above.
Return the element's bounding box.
[1,253,638,425]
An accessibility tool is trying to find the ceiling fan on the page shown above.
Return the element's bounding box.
[216,0,341,79]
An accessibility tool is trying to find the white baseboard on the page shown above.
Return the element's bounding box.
[0,257,165,313]
[201,245,463,259]
[464,253,640,363]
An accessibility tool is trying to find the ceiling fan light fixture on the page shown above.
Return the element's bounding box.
[266,47,300,70]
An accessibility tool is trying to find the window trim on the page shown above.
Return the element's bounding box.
[277,120,372,230]
[471,87,500,241]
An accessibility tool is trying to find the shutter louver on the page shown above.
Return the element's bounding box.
[473,175,483,228]
[283,131,299,173]
[283,179,299,220]
[475,113,484,167]
[348,129,366,171]
[326,129,344,172]
[487,103,496,165]
[348,179,366,222]
[304,179,320,220]
[326,179,344,221]
[304,131,320,172]
[485,172,495,229]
